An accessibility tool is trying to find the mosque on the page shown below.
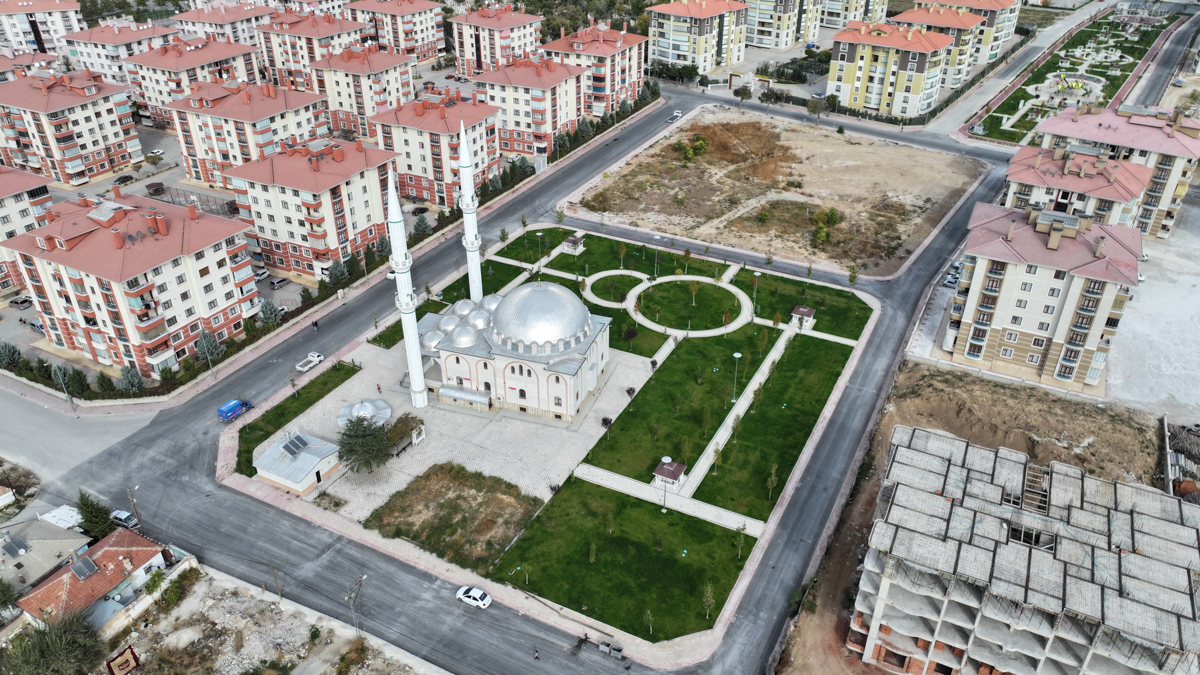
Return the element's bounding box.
[385,123,611,423]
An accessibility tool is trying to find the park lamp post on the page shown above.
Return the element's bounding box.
[660,456,671,513]
[753,271,761,314]
[732,352,742,402]
[653,235,661,277]
[536,231,544,260]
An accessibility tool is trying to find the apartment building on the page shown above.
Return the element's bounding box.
[310,41,413,137]
[124,35,261,129]
[648,0,748,75]
[740,0,801,50]
[0,69,142,185]
[825,21,951,118]
[470,56,583,157]
[854,423,1200,675]
[0,47,56,81]
[0,192,260,377]
[369,89,499,208]
[167,80,329,186]
[820,0,886,30]
[61,18,178,85]
[1038,105,1200,240]
[226,137,398,277]
[0,164,51,295]
[0,0,83,54]
[914,0,1018,64]
[345,0,443,61]
[171,3,277,47]
[450,4,542,77]
[1003,146,1153,228]
[890,5,983,89]
[541,22,647,116]
[256,10,367,91]
[942,202,1140,392]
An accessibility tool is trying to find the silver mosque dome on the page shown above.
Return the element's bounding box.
[464,307,492,330]
[420,329,446,351]
[491,282,590,347]
[479,294,503,312]
[436,313,461,332]
[336,398,392,427]
[445,323,485,349]
[450,299,477,318]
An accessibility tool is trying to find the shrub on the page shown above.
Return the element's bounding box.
[156,566,202,611]
[118,365,143,392]
[96,372,116,392]
[0,341,19,368]
[2,612,105,675]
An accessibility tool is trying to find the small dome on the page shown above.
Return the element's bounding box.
[336,398,392,427]
[491,282,590,347]
[464,307,491,330]
[450,298,477,318]
[445,323,484,349]
[420,330,445,350]
[479,293,503,312]
[350,401,376,419]
[436,314,461,332]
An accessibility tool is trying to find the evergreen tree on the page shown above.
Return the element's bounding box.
[51,364,70,394]
[66,368,90,397]
[95,372,116,392]
[300,287,315,305]
[363,245,377,272]
[258,299,284,326]
[413,214,432,237]
[345,252,364,281]
[0,341,19,368]
[194,330,226,366]
[76,490,114,539]
[3,612,105,675]
[337,416,392,473]
[375,235,391,258]
[328,259,349,286]
[118,365,143,392]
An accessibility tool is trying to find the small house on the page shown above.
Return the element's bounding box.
[253,431,341,496]
[0,520,90,595]
[791,305,816,331]
[562,234,586,256]
[652,458,687,493]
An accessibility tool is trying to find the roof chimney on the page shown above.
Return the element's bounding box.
[310,156,319,171]
[332,146,344,162]
[187,204,198,220]
[1093,235,1106,258]
[1034,152,1042,170]
[1072,107,1081,122]
[111,228,123,249]
[112,185,122,198]
[1006,220,1016,241]
[356,138,363,152]
[155,213,168,236]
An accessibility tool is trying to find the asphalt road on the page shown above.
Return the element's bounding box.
[1135,10,1200,108]
[31,87,1011,675]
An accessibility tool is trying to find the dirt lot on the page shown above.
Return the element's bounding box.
[577,108,984,275]
[1159,74,1200,114]
[775,361,1162,675]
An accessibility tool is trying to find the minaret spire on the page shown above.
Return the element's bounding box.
[457,120,484,302]
[386,163,428,408]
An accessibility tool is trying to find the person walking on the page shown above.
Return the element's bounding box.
[376,384,382,394]
[533,650,540,660]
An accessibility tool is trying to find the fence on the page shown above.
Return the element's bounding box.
[147,185,240,218]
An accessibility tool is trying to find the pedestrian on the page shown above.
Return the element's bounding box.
[376,383,382,394]
[534,650,539,660]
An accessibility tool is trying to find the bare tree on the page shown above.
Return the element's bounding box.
[767,462,779,500]
[703,581,715,620]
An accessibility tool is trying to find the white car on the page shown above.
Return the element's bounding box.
[253,269,270,281]
[147,149,165,157]
[295,352,324,372]
[456,586,492,609]
[386,270,397,280]
[667,110,683,123]
[942,274,960,288]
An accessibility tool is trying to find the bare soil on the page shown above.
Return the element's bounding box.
[775,361,1162,675]
[578,109,984,275]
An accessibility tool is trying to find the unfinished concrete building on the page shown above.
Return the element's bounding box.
[851,425,1200,675]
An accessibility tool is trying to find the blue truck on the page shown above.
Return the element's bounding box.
[218,399,252,422]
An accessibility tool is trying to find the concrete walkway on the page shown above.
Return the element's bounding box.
[573,463,765,537]
[750,316,859,347]
[582,269,650,308]
[623,274,754,338]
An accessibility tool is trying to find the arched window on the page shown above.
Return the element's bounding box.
[482,362,488,370]
[456,376,463,385]
[455,356,460,364]
[484,382,491,392]
[519,389,527,400]
[554,396,562,406]
[511,366,516,374]
[554,376,560,384]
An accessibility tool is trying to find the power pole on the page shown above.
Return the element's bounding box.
[126,487,144,534]
[345,574,367,638]
[269,564,282,602]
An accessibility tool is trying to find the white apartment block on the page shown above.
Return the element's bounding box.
[820,0,886,30]
[310,41,413,138]
[345,0,444,61]
[0,164,51,295]
[0,69,142,185]
[0,193,260,377]
[0,0,82,54]
[167,80,329,186]
[257,9,367,91]
[226,137,398,277]
[171,3,277,47]
[743,0,799,50]
[61,18,178,85]
[450,3,542,77]
[188,0,349,13]
[1003,146,1153,228]
[124,35,261,129]
[648,0,749,75]
[1037,104,1200,240]
[541,22,648,117]
[369,89,500,208]
[470,56,583,158]
[855,424,1200,675]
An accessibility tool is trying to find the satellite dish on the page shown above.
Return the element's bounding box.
[135,231,145,240]
[147,226,156,235]
[126,234,136,242]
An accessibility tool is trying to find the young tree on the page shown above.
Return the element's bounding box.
[702,406,712,435]
[682,248,692,274]
[733,85,752,106]
[499,226,509,243]
[118,365,143,392]
[520,214,528,228]
[412,214,432,238]
[702,581,715,620]
[363,245,377,272]
[617,243,626,269]
[338,416,392,473]
[194,330,226,368]
[145,154,163,169]
[521,562,531,585]
[259,299,284,326]
[601,416,613,439]
[624,327,638,347]
[300,287,315,305]
[689,280,699,306]
[644,609,654,636]
[680,435,692,466]
[556,208,565,223]
[4,612,106,675]
[806,262,813,278]
[66,368,89,397]
[806,97,828,121]
[767,462,779,499]
[848,264,859,286]
[578,278,587,294]
[731,415,742,443]
[773,311,782,328]
[589,541,596,564]
[735,525,746,559]
[76,489,115,539]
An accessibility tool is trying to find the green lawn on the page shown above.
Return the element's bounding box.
[730,269,871,340]
[550,274,668,358]
[589,274,643,304]
[546,235,725,279]
[639,281,740,331]
[691,336,853,520]
[489,479,754,641]
[440,260,527,303]
[236,361,361,476]
[499,227,576,264]
[587,323,776,481]
[368,300,449,348]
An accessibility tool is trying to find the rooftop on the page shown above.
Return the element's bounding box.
[309,42,412,75]
[1037,104,1200,158]
[0,164,51,199]
[1006,146,1154,204]
[0,0,79,14]
[468,56,585,89]
[0,193,249,283]
[346,0,442,17]
[123,34,258,71]
[541,21,647,56]
[450,3,543,29]
[0,49,59,72]
[915,0,1017,11]
[647,0,749,19]
[224,138,398,194]
[256,10,368,38]
[833,20,954,52]
[964,202,1141,286]
[0,69,123,113]
[165,80,325,123]
[254,431,338,484]
[0,520,90,592]
[62,19,176,46]
[891,5,986,29]
[369,89,498,135]
[171,2,276,24]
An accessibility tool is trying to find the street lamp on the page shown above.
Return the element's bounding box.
[345,574,367,638]
[732,352,742,402]
[660,455,671,513]
[536,231,544,259]
[752,271,761,314]
[653,235,661,277]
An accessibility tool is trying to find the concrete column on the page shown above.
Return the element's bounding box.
[386,164,427,408]
[457,120,484,302]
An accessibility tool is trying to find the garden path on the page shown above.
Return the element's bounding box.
[622,275,754,338]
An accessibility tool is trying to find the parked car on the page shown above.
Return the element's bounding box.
[412,207,429,215]
[254,269,270,281]
[110,510,139,529]
[386,270,397,280]
[444,73,456,80]
[667,110,683,123]
[113,175,135,186]
[218,399,252,422]
[949,261,963,274]
[269,277,291,290]
[456,586,491,609]
[7,295,32,309]
[147,149,165,157]
[941,274,960,288]
[296,352,324,373]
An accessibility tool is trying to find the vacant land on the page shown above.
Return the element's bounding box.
[547,234,725,278]
[440,260,526,302]
[639,281,740,330]
[578,109,983,275]
[490,479,754,642]
[730,269,871,340]
[499,227,575,264]
[1019,6,1072,28]
[364,463,543,573]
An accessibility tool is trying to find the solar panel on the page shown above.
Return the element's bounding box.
[70,557,98,580]
[281,434,309,457]
[1,542,17,558]
[1,536,28,558]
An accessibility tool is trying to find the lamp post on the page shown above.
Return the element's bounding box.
[752,271,761,314]
[660,456,671,513]
[653,235,661,277]
[345,574,367,638]
[732,352,742,402]
[536,231,544,260]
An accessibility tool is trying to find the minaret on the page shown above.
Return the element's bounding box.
[457,120,484,302]
[386,165,428,408]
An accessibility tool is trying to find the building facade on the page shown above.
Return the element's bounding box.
[345,0,444,61]
[225,137,398,277]
[0,69,142,185]
[890,5,983,89]
[1003,146,1153,228]
[171,3,277,46]
[0,164,51,295]
[168,80,328,186]
[0,0,83,54]
[124,35,261,129]
[0,48,57,81]
[820,0,886,30]
[450,4,542,77]
[469,56,584,157]
[825,22,951,118]
[0,193,260,377]
[942,202,1140,392]
[60,18,178,85]
[541,22,647,117]
[647,0,748,75]
[913,0,1018,64]
[256,10,367,91]
[310,41,413,137]
[1036,105,1200,240]
[369,90,499,207]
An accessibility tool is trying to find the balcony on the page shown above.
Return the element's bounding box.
[124,278,153,298]
[1071,321,1092,332]
[1082,285,1104,297]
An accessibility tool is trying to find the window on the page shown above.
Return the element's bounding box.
[518,388,527,400]
[1047,288,1061,298]
[1020,282,1032,292]
[1037,322,1050,331]
[1057,364,1075,379]
[1009,523,1055,551]
[1010,316,1023,326]
[1016,300,1027,309]
[180,291,191,301]
[1106,317,1120,329]
[1053,270,1067,280]
[1025,265,1038,274]
[554,396,562,406]
[1032,337,1046,348]
[1005,332,1018,342]
[1027,353,1041,364]
[1000,347,1014,358]
[203,283,214,294]
[175,274,186,284]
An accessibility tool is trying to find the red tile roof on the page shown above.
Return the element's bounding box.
[256,10,368,38]
[0,50,59,72]
[917,0,1016,12]
[309,42,411,75]
[165,80,325,123]
[171,3,276,24]
[0,0,79,14]
[653,459,686,481]
[369,91,498,135]
[964,203,1141,286]
[225,138,398,194]
[647,0,748,19]
[450,4,542,30]
[468,57,584,89]
[1,193,249,283]
[541,22,647,57]
[346,0,442,17]
[1006,146,1153,204]
[123,35,257,71]
[0,164,51,199]
[0,69,123,113]
[62,21,176,46]
[891,5,986,29]
[833,21,954,52]
[1036,106,1200,159]
[16,529,164,622]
